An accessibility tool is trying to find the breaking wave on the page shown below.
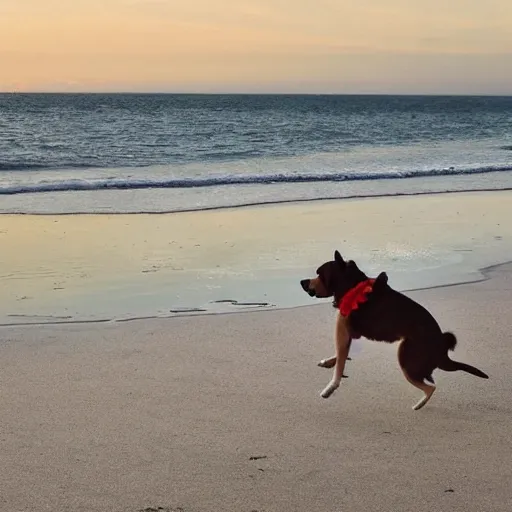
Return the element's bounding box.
[2,164,512,195]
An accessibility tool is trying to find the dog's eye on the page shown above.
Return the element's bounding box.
[318,273,328,288]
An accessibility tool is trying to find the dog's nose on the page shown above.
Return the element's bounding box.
[300,279,310,292]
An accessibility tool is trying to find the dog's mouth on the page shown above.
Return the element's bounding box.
[300,279,317,297]
[300,277,332,298]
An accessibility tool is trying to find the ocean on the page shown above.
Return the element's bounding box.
[1,93,512,214]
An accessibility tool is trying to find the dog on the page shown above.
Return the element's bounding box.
[300,250,488,410]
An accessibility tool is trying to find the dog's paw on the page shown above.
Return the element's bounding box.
[318,357,351,369]
[320,381,340,399]
[412,387,436,410]
[318,358,336,369]
[412,398,428,411]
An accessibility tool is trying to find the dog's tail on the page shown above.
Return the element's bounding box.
[439,332,488,378]
[439,358,489,379]
[442,331,457,352]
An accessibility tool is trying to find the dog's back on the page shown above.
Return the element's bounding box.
[351,276,442,345]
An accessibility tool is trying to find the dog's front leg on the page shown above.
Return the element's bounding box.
[318,355,351,368]
[318,356,337,368]
[321,313,352,398]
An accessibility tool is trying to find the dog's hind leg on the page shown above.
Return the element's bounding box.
[398,339,436,410]
[321,313,351,398]
[401,369,436,410]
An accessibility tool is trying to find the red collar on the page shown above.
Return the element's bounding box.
[339,278,376,317]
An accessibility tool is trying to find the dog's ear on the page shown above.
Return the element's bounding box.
[376,271,388,284]
[334,250,346,268]
[373,271,388,289]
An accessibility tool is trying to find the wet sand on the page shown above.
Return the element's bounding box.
[1,190,511,324]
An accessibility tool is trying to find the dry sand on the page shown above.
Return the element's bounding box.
[1,263,511,512]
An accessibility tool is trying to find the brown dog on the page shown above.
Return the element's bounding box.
[300,250,488,410]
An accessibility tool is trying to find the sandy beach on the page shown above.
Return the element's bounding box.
[1,258,511,511]
[2,7,512,512]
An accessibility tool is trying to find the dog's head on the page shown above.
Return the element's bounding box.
[300,250,369,306]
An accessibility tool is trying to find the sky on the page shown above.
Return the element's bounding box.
[1,0,511,94]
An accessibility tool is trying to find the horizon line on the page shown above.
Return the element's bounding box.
[2,91,512,97]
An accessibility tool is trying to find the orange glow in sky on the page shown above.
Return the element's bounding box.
[1,0,511,93]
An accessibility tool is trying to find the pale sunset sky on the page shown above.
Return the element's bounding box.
[1,0,511,94]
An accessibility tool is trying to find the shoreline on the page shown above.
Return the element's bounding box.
[2,258,512,329]
[2,184,512,216]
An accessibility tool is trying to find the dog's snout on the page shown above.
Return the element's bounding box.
[300,279,310,292]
